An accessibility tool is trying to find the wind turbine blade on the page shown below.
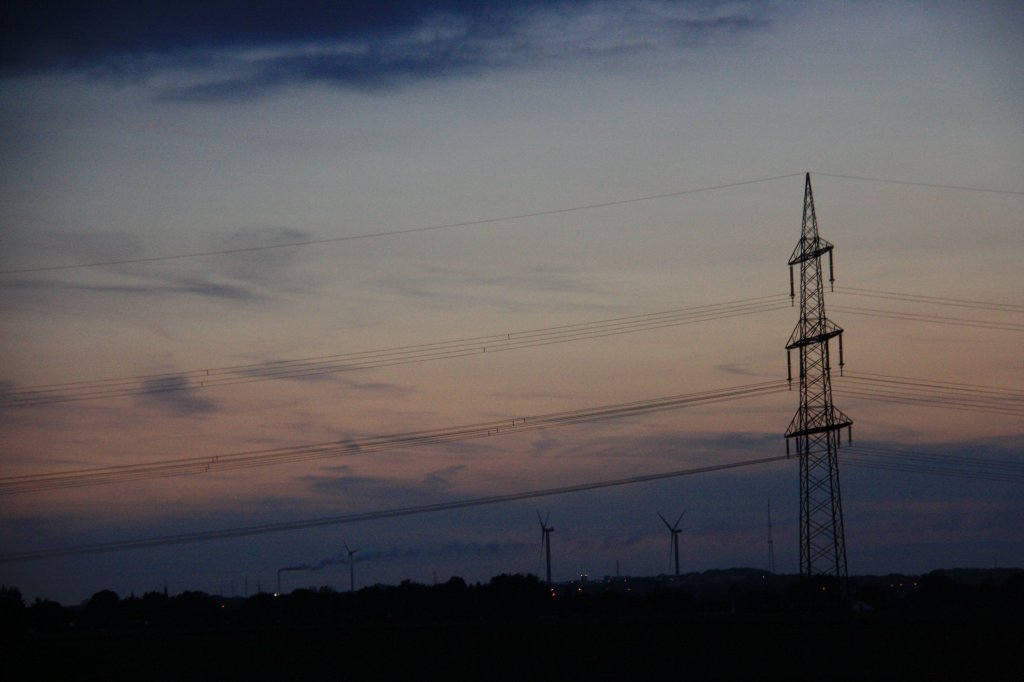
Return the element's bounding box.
[675,510,686,528]
[343,541,351,554]
[657,512,671,530]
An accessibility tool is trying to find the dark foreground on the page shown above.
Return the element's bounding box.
[6,615,1023,681]
[4,569,1022,680]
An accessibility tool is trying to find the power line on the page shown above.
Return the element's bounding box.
[835,372,1024,418]
[6,286,1019,409]
[812,172,1024,196]
[849,443,1024,474]
[844,443,1024,484]
[0,454,789,563]
[0,173,804,276]
[842,371,1023,400]
[3,171,1019,278]
[831,305,1024,333]
[7,368,1017,495]
[0,380,790,495]
[5,439,1016,563]
[845,458,1024,484]
[834,286,1024,314]
[835,388,1024,418]
[1,294,790,408]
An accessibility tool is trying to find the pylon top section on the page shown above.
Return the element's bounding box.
[788,173,834,266]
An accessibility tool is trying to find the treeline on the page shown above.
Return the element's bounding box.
[3,569,1024,634]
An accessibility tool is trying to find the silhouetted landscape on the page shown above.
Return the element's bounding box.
[4,567,1022,680]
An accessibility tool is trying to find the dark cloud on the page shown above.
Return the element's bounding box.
[163,275,268,301]
[1,1,770,97]
[375,263,621,314]
[250,369,414,396]
[211,226,313,284]
[138,374,220,416]
[714,362,774,378]
[424,464,467,490]
[1,273,266,304]
[0,379,64,411]
[303,472,418,498]
[302,468,478,510]
[530,431,560,458]
[0,227,318,306]
[1,1,492,70]
[529,429,783,462]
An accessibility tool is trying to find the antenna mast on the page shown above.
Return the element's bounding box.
[785,173,853,584]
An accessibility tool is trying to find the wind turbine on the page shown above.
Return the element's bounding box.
[344,542,360,593]
[537,511,554,584]
[657,510,686,577]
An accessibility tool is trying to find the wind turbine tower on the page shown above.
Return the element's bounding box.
[537,511,554,584]
[785,173,853,584]
[344,542,360,593]
[657,511,686,577]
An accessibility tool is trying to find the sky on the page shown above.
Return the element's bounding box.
[1,0,1022,605]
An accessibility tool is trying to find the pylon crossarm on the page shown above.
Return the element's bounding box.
[788,237,834,266]
[786,321,843,349]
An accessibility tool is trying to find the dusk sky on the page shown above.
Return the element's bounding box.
[1,1,1021,605]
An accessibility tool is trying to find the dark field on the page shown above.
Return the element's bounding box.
[4,569,1022,680]
[7,616,1022,681]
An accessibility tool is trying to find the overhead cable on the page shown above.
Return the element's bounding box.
[1,294,789,408]
[6,287,1020,410]
[831,305,1024,333]
[812,172,1024,196]
[0,380,789,495]
[834,286,1024,314]
[0,455,789,562]
[0,173,804,275]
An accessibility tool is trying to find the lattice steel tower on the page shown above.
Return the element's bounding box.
[785,173,853,581]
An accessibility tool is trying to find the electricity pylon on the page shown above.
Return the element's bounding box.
[785,173,853,583]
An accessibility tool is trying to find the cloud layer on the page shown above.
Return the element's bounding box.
[2,1,769,97]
